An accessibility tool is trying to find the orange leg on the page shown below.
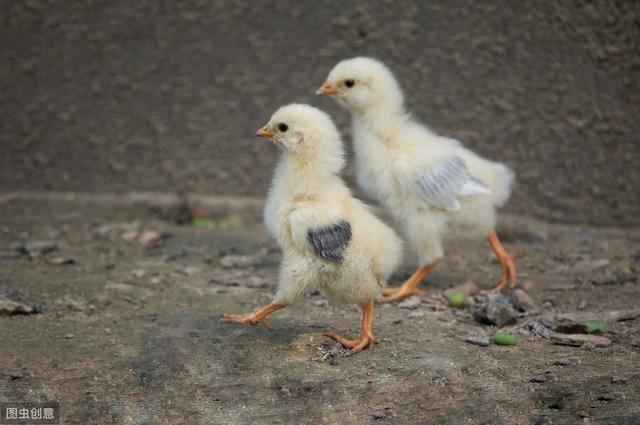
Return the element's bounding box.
[324,299,375,356]
[223,303,286,330]
[378,262,437,303]
[488,231,522,291]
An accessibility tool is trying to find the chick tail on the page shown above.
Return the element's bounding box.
[491,163,515,208]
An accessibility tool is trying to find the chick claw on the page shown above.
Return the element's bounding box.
[491,251,524,292]
[223,313,273,330]
[379,286,427,303]
[324,332,374,356]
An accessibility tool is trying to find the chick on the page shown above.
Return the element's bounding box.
[317,57,519,301]
[223,104,402,354]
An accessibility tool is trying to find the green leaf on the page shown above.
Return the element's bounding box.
[192,218,216,229]
[585,322,607,334]
[492,333,517,346]
[617,266,632,275]
[448,293,468,309]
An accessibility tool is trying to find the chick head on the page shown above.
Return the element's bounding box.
[316,57,404,113]
[257,104,345,167]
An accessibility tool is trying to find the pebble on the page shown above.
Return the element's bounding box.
[9,371,24,380]
[512,289,537,312]
[464,336,490,347]
[397,296,421,310]
[472,293,519,326]
[527,319,552,339]
[372,411,386,420]
[407,311,424,319]
[0,251,22,260]
[64,333,74,339]
[597,393,614,402]
[611,376,628,384]
[132,269,146,278]
[46,256,75,266]
[0,299,40,316]
[22,240,57,254]
[529,375,547,383]
[180,266,201,276]
[550,333,611,347]
[245,276,269,288]
[219,254,262,268]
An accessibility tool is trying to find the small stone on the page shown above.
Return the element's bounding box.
[64,334,74,339]
[23,240,57,254]
[149,277,162,285]
[180,266,201,276]
[245,276,269,288]
[0,251,22,260]
[464,336,490,347]
[0,299,39,316]
[552,358,572,366]
[131,269,146,278]
[219,254,262,268]
[9,371,24,380]
[591,273,620,286]
[312,299,328,307]
[443,281,479,298]
[597,393,614,402]
[46,256,75,266]
[577,299,588,310]
[606,308,640,322]
[529,375,547,383]
[550,333,611,347]
[528,320,552,339]
[611,376,628,384]
[372,410,386,420]
[472,293,519,326]
[397,296,421,310]
[512,289,537,312]
[407,311,424,319]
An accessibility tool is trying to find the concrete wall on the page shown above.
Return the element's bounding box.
[1,0,638,226]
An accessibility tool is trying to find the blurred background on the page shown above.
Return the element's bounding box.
[1,0,638,226]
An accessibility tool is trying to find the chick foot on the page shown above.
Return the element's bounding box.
[324,299,375,355]
[488,231,523,291]
[223,303,286,330]
[324,331,374,356]
[378,262,436,303]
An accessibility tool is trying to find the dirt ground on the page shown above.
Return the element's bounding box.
[1,193,639,425]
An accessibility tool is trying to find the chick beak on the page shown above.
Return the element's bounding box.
[316,81,338,96]
[256,126,273,139]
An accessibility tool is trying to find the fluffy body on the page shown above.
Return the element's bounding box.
[263,104,402,304]
[324,58,515,265]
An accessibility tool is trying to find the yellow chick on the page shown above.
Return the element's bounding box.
[317,57,520,301]
[223,104,402,354]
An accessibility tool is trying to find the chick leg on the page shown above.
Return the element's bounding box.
[223,303,286,330]
[488,231,522,291]
[378,262,436,303]
[324,299,375,355]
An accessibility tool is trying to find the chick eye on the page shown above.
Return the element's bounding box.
[345,79,355,88]
[278,123,288,132]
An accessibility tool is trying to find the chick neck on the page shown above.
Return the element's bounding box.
[277,148,345,197]
[351,98,410,149]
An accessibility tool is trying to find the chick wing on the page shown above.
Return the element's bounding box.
[416,156,490,212]
[307,220,352,264]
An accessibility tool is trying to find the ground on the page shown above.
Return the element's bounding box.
[1,194,639,424]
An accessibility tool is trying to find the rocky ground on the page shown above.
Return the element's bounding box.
[1,193,639,424]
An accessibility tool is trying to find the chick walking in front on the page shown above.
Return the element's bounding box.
[223,104,402,354]
[317,57,520,300]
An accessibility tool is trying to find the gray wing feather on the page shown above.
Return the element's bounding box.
[416,157,489,211]
[307,220,352,264]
